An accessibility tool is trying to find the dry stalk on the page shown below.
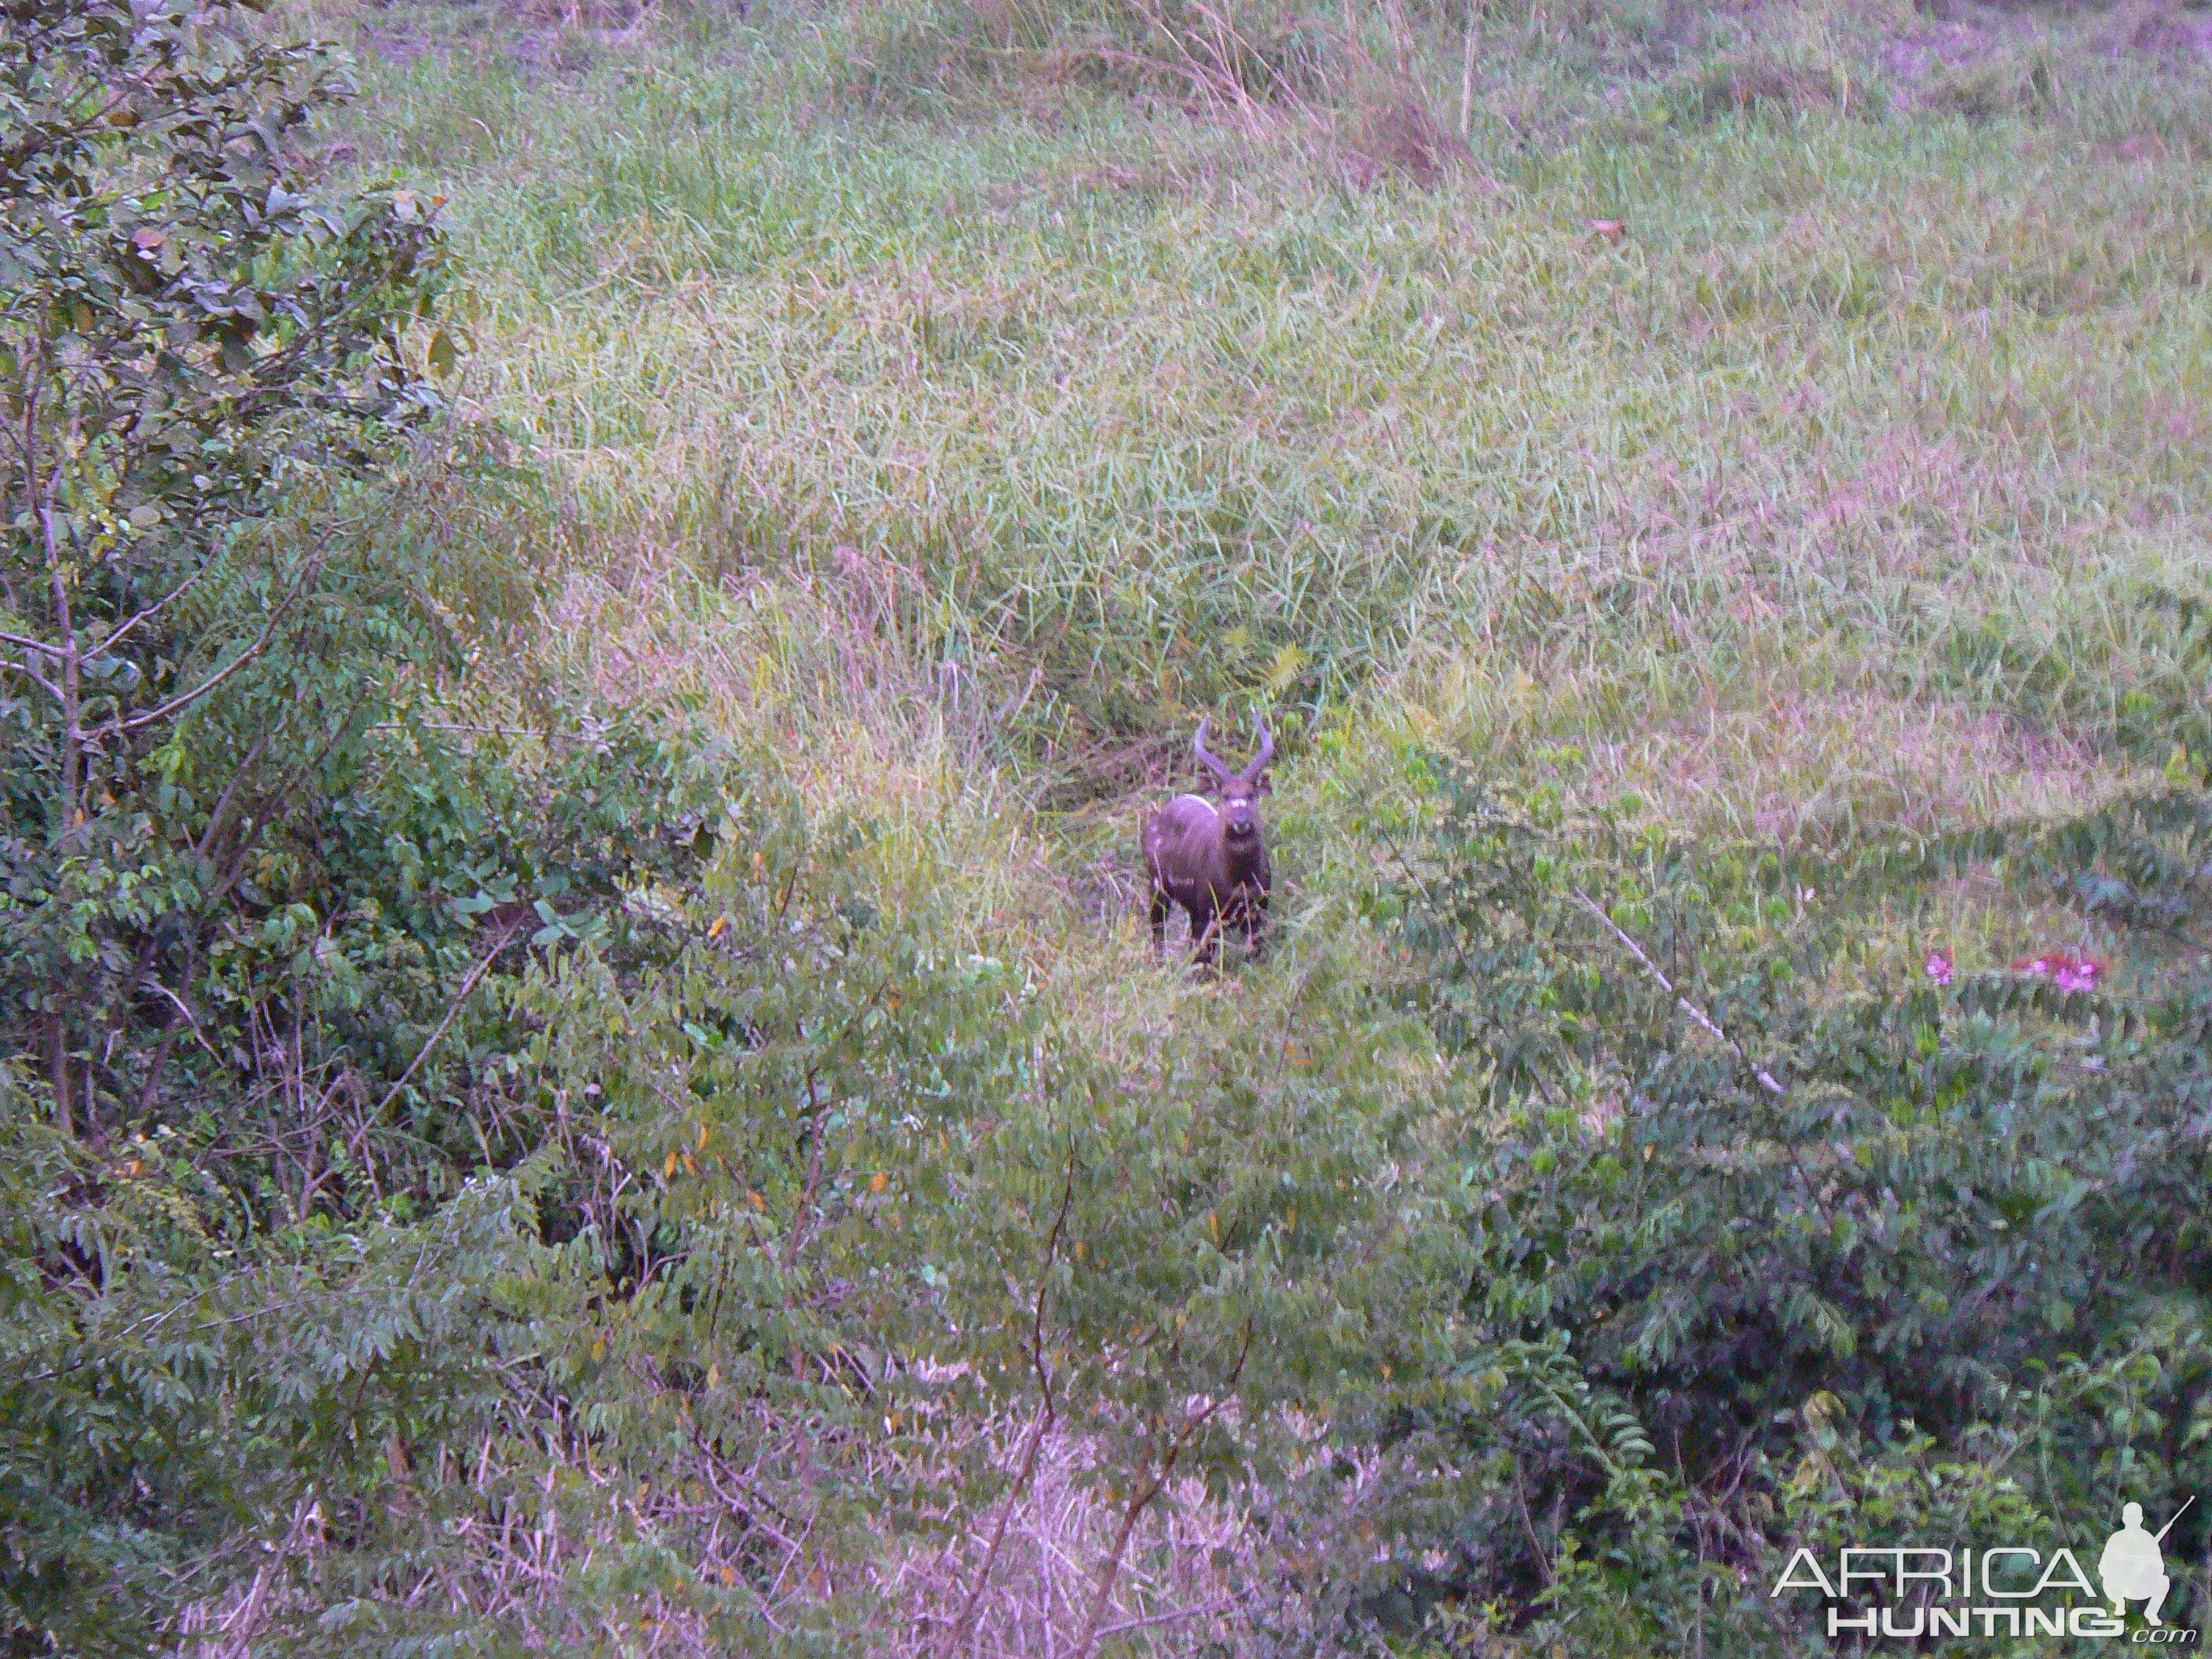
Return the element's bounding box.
[1572,887,1785,1096]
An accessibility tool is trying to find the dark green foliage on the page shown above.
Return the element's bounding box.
[2,0,456,1136]
[0,1121,552,1657]
[0,4,732,1649]
[1378,749,2212,1651]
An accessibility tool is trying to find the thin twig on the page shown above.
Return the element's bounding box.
[91,558,220,657]
[1571,887,1784,1096]
[108,554,324,735]
[368,919,524,1120]
[1512,1466,1553,1587]
[142,981,222,1063]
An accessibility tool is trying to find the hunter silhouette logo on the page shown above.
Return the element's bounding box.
[2102,1500,2192,1628]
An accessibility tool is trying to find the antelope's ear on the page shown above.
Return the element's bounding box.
[1258,771,1273,795]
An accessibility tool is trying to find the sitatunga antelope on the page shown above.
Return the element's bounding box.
[1142,716,1273,965]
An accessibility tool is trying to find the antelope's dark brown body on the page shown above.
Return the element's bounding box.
[1143,716,1273,965]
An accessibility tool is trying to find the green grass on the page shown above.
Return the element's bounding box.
[184,2,2212,1646]
[302,0,2210,961]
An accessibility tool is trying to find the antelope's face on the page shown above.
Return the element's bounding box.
[1191,712,1275,845]
[1218,773,1269,838]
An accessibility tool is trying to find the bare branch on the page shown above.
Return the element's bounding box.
[0,657,65,701]
[367,918,524,1121]
[92,558,221,657]
[1572,887,1785,1096]
[191,733,269,864]
[39,485,85,835]
[108,555,323,736]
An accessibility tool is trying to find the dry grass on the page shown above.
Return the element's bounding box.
[175,1402,1411,1658]
[870,1414,1372,1657]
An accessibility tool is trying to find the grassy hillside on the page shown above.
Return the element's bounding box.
[327,0,2210,946]
[8,0,2211,1650]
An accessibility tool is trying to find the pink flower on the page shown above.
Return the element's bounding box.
[2052,958,2100,993]
[1924,949,1953,987]
[2012,951,2101,992]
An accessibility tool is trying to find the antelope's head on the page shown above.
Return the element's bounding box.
[1192,715,1274,840]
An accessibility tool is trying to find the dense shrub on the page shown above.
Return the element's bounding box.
[0,2,723,1647]
[1374,720,2212,1650]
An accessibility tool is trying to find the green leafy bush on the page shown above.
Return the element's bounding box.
[1,0,457,1137]
[481,789,1469,1651]
[1375,734,2212,1650]
[0,4,732,1648]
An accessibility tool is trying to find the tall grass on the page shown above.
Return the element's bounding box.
[324,0,2210,837]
